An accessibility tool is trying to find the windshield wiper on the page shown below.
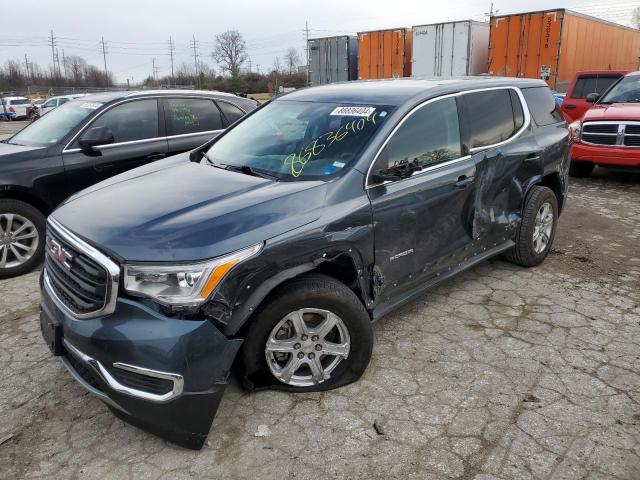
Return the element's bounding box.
[222,163,279,180]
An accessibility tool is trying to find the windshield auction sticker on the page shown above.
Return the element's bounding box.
[330,106,376,117]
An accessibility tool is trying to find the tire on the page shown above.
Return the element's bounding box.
[504,186,558,268]
[0,199,46,279]
[240,273,373,393]
[569,161,594,177]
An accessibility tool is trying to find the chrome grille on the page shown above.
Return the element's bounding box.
[43,218,120,319]
[581,122,640,148]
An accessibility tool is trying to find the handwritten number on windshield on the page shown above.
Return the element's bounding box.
[284,112,379,177]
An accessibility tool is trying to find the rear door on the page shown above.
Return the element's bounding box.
[562,73,624,122]
[460,87,541,244]
[367,95,476,302]
[62,98,168,192]
[163,97,225,156]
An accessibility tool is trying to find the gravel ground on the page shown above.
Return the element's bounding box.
[0,120,28,140]
[0,168,639,480]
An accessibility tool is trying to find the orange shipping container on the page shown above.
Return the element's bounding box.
[488,9,640,91]
[358,28,412,79]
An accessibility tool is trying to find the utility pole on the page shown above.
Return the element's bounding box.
[55,48,61,78]
[256,64,260,74]
[247,57,252,74]
[152,57,160,83]
[485,2,498,19]
[190,35,200,89]
[100,37,108,83]
[62,49,66,78]
[168,36,175,86]
[23,54,30,78]
[304,20,310,85]
[48,30,57,77]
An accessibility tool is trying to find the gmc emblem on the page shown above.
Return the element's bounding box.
[48,238,73,269]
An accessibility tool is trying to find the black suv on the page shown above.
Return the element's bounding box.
[40,78,569,449]
[0,90,256,278]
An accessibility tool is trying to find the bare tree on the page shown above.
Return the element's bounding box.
[272,56,283,74]
[65,55,87,85]
[633,7,640,29]
[284,47,301,74]
[212,30,247,75]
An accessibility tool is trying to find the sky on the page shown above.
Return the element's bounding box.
[0,0,637,83]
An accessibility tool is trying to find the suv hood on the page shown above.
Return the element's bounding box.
[52,159,327,262]
[583,103,640,122]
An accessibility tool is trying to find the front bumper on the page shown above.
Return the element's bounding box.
[40,274,243,449]
[572,143,640,167]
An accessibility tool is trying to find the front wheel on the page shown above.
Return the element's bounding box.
[569,161,594,177]
[0,199,46,279]
[241,274,373,392]
[504,186,558,268]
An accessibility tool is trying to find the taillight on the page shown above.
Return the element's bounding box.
[568,121,581,143]
[8,106,15,113]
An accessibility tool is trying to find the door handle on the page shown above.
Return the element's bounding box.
[565,104,577,109]
[455,175,474,188]
[525,152,541,162]
[146,152,166,160]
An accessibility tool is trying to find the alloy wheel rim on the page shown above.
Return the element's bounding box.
[0,213,39,269]
[265,308,351,387]
[532,202,553,254]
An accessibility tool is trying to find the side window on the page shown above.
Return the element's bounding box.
[44,99,57,108]
[374,97,461,172]
[85,99,158,144]
[166,98,223,135]
[217,101,244,124]
[522,87,564,126]
[571,75,622,99]
[510,89,525,130]
[58,98,69,105]
[463,89,521,149]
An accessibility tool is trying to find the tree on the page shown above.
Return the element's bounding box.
[633,7,640,29]
[284,48,301,74]
[272,56,283,74]
[212,30,247,75]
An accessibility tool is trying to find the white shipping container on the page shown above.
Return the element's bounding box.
[411,21,490,77]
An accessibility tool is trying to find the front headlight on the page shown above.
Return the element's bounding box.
[568,121,581,143]
[123,243,262,307]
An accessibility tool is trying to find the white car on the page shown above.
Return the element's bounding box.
[1,96,32,119]
[39,94,86,115]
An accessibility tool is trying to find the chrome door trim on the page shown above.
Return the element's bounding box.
[365,86,531,189]
[165,129,224,140]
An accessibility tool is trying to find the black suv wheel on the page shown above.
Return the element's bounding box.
[505,186,558,268]
[241,274,373,392]
[0,199,45,278]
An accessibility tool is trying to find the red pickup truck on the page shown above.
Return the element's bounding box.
[561,70,627,123]
[569,71,640,177]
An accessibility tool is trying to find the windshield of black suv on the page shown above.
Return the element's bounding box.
[8,100,99,147]
[205,100,394,180]
[599,75,640,104]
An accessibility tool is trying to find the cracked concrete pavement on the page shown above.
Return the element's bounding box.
[1,169,639,479]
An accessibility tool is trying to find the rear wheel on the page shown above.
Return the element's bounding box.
[505,186,557,268]
[569,161,594,177]
[0,200,45,279]
[241,274,373,392]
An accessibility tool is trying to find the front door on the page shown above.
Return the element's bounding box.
[367,95,476,303]
[62,98,168,193]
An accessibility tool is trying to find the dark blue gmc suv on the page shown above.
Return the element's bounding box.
[39,77,570,449]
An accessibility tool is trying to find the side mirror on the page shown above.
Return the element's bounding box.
[78,126,114,149]
[586,92,600,103]
[371,160,422,184]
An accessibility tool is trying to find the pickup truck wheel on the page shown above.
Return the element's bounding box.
[0,200,45,279]
[504,186,557,268]
[569,161,594,177]
[241,274,373,392]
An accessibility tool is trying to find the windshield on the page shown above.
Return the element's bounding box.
[8,100,99,147]
[599,75,640,104]
[205,100,393,180]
